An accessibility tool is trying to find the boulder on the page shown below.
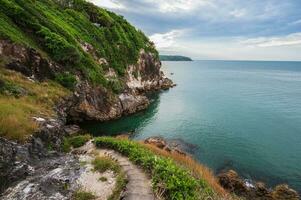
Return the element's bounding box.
[119,93,149,115]
[218,170,300,200]
[272,185,299,200]
[144,137,167,149]
[218,170,249,195]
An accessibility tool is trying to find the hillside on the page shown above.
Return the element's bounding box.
[0,0,174,131]
[160,55,193,61]
[0,0,158,83]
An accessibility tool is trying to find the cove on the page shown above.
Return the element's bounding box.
[81,60,301,193]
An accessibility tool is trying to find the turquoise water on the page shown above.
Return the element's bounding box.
[82,60,301,192]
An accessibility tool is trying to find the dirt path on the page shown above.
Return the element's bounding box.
[77,141,156,200]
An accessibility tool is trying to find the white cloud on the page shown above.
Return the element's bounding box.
[289,19,301,25]
[144,0,212,13]
[229,9,246,18]
[241,33,301,47]
[88,0,124,9]
[149,30,185,49]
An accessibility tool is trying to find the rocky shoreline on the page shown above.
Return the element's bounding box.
[1,36,175,198]
[143,136,300,200]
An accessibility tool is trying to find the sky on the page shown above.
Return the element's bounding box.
[89,0,301,61]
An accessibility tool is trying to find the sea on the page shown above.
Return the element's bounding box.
[82,60,301,192]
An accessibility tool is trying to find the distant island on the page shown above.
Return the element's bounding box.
[160,55,193,61]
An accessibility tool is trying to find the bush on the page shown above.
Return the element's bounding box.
[73,190,95,200]
[55,72,77,90]
[92,156,120,173]
[94,137,200,200]
[108,79,124,94]
[0,79,25,97]
[62,134,91,152]
[37,27,81,65]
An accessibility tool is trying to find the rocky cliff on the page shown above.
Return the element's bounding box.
[0,0,173,194]
[0,0,174,122]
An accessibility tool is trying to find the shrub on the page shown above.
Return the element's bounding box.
[94,137,200,200]
[0,79,26,97]
[92,156,120,174]
[98,176,107,182]
[37,27,81,65]
[73,190,96,200]
[61,137,72,153]
[108,171,127,200]
[55,72,77,90]
[108,79,124,94]
[61,134,91,152]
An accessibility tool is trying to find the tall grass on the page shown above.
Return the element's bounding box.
[141,143,228,197]
[0,67,70,142]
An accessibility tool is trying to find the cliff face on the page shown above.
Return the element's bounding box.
[65,50,174,122]
[0,0,174,122]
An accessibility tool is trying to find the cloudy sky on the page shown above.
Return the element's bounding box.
[89,0,301,61]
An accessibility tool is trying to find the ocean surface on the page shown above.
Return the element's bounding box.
[82,60,301,192]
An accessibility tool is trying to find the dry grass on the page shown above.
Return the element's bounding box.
[0,66,70,142]
[141,142,239,199]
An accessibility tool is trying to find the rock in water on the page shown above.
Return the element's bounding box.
[144,137,167,149]
[272,185,300,200]
[218,170,300,200]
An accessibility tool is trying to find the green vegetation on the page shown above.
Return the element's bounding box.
[98,176,108,182]
[73,190,96,200]
[55,72,77,90]
[0,79,25,97]
[160,55,193,61]
[62,134,91,152]
[94,137,209,200]
[0,66,70,142]
[0,0,158,88]
[108,171,127,200]
[92,156,127,200]
[92,156,120,174]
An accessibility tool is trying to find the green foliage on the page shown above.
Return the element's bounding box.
[62,134,91,152]
[37,27,80,64]
[94,137,201,200]
[69,134,91,148]
[108,79,124,94]
[0,79,25,97]
[55,72,77,90]
[92,156,120,174]
[73,190,96,200]
[61,137,72,152]
[0,0,158,89]
[108,171,127,200]
[98,176,107,182]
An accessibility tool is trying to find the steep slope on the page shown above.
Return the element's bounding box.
[0,0,173,123]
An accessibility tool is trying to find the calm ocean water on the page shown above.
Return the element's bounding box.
[82,60,301,192]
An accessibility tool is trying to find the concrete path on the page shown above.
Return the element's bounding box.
[103,149,156,200]
[76,141,156,200]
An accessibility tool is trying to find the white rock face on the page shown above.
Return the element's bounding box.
[33,117,46,122]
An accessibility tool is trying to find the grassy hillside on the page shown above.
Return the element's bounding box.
[0,0,160,141]
[0,65,70,141]
[95,137,240,200]
[0,0,158,88]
